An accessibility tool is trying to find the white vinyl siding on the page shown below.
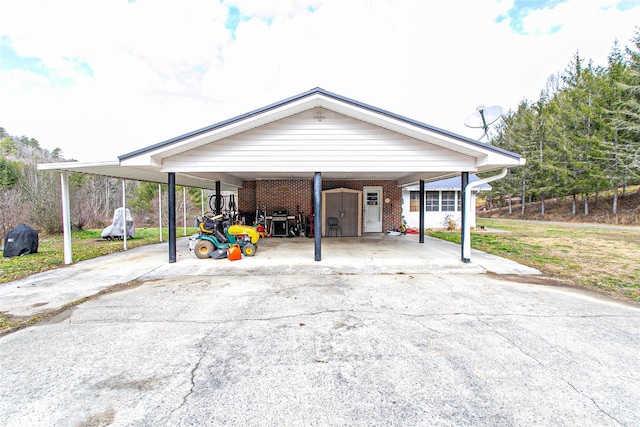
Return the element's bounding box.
[162,110,476,173]
[403,186,483,230]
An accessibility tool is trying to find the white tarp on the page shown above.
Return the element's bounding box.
[101,207,135,239]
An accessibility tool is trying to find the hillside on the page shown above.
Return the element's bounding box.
[478,187,640,225]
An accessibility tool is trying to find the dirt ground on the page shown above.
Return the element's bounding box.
[479,189,640,225]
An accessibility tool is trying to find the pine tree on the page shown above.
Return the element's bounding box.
[612,29,640,184]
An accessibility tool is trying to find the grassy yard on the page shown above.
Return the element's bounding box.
[0,227,198,285]
[427,219,640,303]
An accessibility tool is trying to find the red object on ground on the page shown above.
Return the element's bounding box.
[228,244,241,261]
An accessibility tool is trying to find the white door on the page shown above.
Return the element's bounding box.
[363,187,382,233]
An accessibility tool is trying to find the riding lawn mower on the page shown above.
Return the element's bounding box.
[191,213,260,259]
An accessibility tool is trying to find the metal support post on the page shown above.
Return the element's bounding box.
[314,172,322,261]
[419,179,425,244]
[168,173,176,263]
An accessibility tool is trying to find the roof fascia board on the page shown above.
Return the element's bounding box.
[403,174,488,190]
[119,88,326,162]
[314,88,522,161]
[397,172,468,187]
[475,153,526,168]
[316,97,518,162]
[37,160,121,171]
[172,172,244,188]
[121,96,323,166]
[120,87,522,165]
[37,161,226,190]
[160,164,470,174]
[173,173,231,190]
[404,185,491,191]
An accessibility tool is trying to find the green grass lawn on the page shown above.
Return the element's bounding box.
[426,219,640,302]
[0,227,198,284]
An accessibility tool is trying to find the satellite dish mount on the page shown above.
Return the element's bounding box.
[464,105,503,142]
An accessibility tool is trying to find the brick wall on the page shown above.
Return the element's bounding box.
[324,179,403,231]
[239,178,403,232]
[239,179,312,218]
[238,180,256,213]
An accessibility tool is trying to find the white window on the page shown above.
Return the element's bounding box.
[426,192,439,212]
[410,191,420,212]
[442,191,455,211]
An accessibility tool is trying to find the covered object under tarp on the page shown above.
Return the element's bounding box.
[101,207,135,240]
[3,224,39,258]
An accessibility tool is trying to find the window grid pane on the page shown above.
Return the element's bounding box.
[409,191,420,212]
[442,191,455,211]
[426,191,439,212]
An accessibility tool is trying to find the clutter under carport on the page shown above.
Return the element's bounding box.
[257,208,307,238]
[190,213,260,260]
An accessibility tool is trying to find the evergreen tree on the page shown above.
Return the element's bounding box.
[612,29,640,184]
[601,39,632,214]
[0,158,19,189]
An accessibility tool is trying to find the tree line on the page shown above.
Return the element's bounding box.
[488,29,640,217]
[3,28,639,236]
[0,129,206,239]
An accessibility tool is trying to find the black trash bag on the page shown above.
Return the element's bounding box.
[3,224,39,258]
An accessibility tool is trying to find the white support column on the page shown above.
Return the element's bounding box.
[183,186,187,236]
[60,172,73,264]
[122,180,127,251]
[168,173,176,263]
[462,168,507,262]
[105,179,110,216]
[158,184,163,242]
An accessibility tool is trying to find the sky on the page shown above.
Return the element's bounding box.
[0,0,639,162]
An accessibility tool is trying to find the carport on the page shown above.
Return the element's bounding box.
[38,88,524,264]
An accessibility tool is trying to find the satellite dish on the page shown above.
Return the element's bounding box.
[464,105,503,142]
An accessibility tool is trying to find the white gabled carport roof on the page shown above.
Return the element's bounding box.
[39,88,524,188]
[38,87,525,265]
[115,87,524,186]
[38,160,230,191]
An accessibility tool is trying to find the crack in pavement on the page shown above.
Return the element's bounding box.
[61,309,637,327]
[473,315,623,425]
[562,379,623,425]
[166,330,210,421]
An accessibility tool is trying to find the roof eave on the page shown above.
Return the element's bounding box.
[119,87,523,163]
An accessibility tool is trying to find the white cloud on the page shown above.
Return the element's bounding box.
[222,0,322,20]
[0,0,638,161]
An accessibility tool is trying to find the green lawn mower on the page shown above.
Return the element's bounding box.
[192,214,260,259]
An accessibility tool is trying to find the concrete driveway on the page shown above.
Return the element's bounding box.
[1,235,639,426]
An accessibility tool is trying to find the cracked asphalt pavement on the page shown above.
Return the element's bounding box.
[1,237,639,426]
